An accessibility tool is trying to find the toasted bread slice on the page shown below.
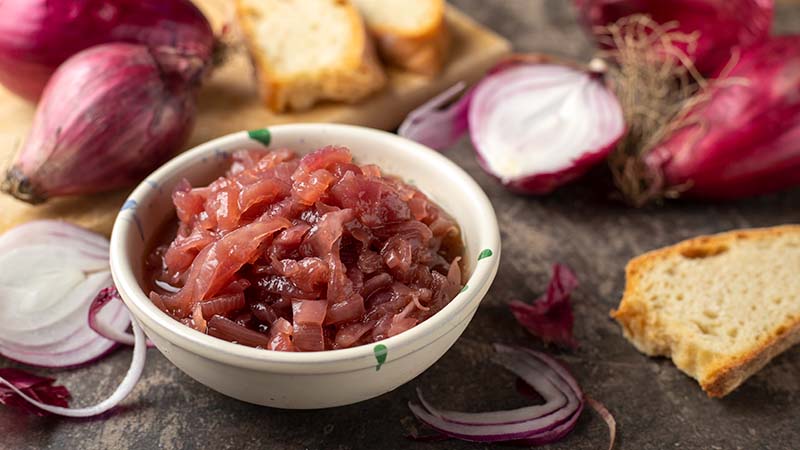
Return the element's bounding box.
[612,225,800,397]
[352,0,449,75]
[235,0,387,112]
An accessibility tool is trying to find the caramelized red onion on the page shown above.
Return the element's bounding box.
[0,0,214,101]
[408,345,585,444]
[573,0,773,75]
[148,146,465,351]
[2,43,196,203]
[400,57,625,194]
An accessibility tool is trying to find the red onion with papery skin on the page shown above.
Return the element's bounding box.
[0,0,214,101]
[573,0,773,76]
[1,43,196,203]
[643,36,800,199]
[400,56,625,195]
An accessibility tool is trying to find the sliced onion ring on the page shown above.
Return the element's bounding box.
[408,344,585,444]
[0,317,146,417]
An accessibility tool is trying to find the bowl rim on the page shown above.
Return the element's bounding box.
[110,123,500,370]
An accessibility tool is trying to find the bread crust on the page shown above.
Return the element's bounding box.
[366,0,449,76]
[235,0,387,112]
[612,225,800,398]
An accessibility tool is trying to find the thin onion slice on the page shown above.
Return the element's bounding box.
[408,344,585,444]
[0,221,130,367]
[587,395,617,450]
[0,316,147,417]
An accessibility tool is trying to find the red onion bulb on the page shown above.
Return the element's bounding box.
[0,0,214,101]
[574,0,774,75]
[644,36,800,199]
[1,43,196,203]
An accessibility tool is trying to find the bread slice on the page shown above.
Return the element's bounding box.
[352,0,449,75]
[235,0,387,112]
[612,225,800,397]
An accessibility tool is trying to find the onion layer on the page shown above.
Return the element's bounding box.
[510,263,579,348]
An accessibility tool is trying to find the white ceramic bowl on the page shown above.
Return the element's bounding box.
[110,124,500,409]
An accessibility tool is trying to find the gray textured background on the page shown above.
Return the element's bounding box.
[2,1,800,449]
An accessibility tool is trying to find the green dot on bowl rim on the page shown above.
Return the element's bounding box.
[247,128,271,146]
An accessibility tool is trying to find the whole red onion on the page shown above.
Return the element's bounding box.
[644,36,800,199]
[574,0,774,75]
[0,0,214,101]
[1,43,195,203]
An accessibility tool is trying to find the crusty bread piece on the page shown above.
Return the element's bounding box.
[612,225,800,397]
[235,0,387,112]
[352,0,449,75]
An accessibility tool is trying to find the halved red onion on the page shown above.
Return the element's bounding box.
[0,221,130,367]
[399,57,625,194]
[408,344,585,444]
[470,62,624,194]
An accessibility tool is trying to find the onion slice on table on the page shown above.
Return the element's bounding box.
[408,344,585,444]
[399,57,625,194]
[0,318,146,417]
[0,220,130,367]
[0,220,148,417]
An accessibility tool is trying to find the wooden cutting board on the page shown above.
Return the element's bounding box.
[0,2,510,237]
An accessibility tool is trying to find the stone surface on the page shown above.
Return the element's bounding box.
[2,1,800,449]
